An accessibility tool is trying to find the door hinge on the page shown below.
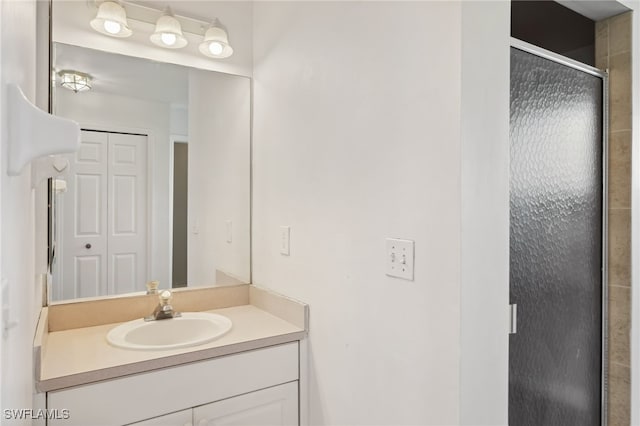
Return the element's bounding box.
[509,304,517,334]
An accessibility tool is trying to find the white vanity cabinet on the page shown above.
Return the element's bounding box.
[128,409,193,426]
[129,382,298,426]
[46,343,299,426]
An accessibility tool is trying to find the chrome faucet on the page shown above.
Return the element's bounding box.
[145,290,181,321]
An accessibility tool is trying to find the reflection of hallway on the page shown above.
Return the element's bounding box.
[173,141,188,288]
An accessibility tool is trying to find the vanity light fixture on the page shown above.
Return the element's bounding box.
[199,20,234,59]
[59,70,93,93]
[150,7,187,49]
[90,1,132,38]
[88,2,234,59]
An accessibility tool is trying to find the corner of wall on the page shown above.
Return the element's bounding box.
[596,9,634,425]
[1,0,46,414]
[626,2,640,425]
[459,1,511,424]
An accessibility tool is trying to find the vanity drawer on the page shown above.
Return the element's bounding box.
[47,342,299,426]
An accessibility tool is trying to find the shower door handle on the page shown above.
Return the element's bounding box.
[509,304,517,334]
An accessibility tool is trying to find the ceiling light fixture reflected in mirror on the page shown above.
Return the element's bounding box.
[199,20,233,59]
[150,7,187,49]
[59,70,93,93]
[90,1,132,38]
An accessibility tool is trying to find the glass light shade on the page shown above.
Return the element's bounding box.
[59,71,92,93]
[90,1,132,38]
[198,24,233,59]
[150,12,187,49]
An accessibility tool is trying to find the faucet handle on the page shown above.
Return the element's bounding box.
[159,289,173,306]
[146,280,159,294]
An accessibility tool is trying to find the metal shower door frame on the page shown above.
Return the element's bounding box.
[509,37,610,426]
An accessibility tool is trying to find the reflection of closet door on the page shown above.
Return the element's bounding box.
[62,130,108,299]
[61,130,147,298]
[107,133,147,294]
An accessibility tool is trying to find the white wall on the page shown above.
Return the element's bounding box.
[188,70,250,286]
[52,0,253,78]
[170,104,188,137]
[459,2,510,424]
[55,90,173,290]
[0,0,42,422]
[252,2,463,424]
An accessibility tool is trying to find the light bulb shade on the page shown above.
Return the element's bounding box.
[199,24,233,59]
[90,1,132,38]
[150,12,187,49]
[59,71,92,93]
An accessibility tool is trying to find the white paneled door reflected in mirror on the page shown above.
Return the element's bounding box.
[49,43,251,302]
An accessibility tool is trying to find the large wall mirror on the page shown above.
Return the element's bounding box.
[49,42,251,302]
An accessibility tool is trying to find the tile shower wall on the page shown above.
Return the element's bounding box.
[595,12,632,426]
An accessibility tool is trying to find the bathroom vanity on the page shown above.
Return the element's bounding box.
[35,285,308,426]
[34,4,307,424]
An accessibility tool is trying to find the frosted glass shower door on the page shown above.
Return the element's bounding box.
[509,45,604,425]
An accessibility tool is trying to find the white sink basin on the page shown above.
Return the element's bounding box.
[106,312,232,351]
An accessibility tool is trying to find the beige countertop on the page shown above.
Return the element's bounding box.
[36,286,308,392]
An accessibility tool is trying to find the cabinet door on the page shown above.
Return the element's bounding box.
[194,382,298,426]
[127,409,192,426]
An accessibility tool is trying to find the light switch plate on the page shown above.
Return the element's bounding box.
[2,278,18,338]
[280,226,290,256]
[225,220,232,243]
[386,238,414,280]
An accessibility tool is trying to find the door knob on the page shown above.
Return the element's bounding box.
[85,243,92,249]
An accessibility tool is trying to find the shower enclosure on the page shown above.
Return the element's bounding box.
[509,39,607,425]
